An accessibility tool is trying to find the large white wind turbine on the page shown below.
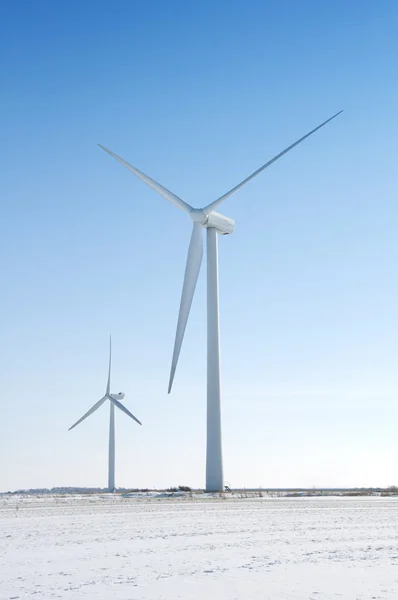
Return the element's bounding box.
[99,110,342,492]
[69,338,142,492]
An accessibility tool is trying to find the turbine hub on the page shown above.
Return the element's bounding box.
[189,208,208,225]
[189,208,235,235]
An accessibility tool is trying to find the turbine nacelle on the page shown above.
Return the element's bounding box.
[204,211,235,235]
[111,392,125,400]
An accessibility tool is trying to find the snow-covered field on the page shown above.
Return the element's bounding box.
[1,494,398,599]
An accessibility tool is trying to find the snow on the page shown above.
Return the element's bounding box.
[1,494,398,599]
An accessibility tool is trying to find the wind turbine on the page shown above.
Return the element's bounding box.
[99,110,342,492]
[69,338,142,492]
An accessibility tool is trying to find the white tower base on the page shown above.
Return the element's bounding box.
[108,400,115,492]
[206,227,224,492]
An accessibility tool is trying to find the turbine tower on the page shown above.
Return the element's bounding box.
[99,111,342,492]
[69,337,142,492]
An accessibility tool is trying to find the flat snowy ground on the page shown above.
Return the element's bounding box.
[1,494,398,599]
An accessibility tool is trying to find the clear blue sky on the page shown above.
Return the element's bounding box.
[1,0,398,492]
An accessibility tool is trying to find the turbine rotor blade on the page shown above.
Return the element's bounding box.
[68,396,108,431]
[168,222,204,393]
[109,395,142,425]
[98,144,193,214]
[203,110,343,214]
[106,335,111,395]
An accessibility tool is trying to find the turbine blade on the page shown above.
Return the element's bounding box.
[98,144,193,214]
[203,110,343,214]
[168,222,203,393]
[68,396,108,431]
[106,335,112,395]
[109,395,142,425]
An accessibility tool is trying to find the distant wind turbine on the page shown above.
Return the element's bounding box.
[69,337,142,492]
[99,110,342,492]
